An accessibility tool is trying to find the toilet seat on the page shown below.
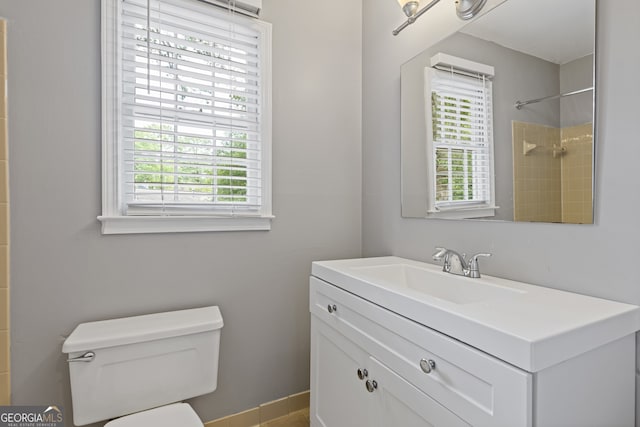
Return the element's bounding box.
[104,403,203,427]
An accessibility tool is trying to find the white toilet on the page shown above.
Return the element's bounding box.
[62,306,223,426]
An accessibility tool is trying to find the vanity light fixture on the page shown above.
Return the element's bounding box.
[393,0,488,36]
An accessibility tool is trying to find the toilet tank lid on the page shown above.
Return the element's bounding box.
[62,306,223,354]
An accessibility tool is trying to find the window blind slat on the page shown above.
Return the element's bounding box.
[433,120,489,131]
[126,187,262,193]
[123,126,261,143]
[124,91,260,122]
[121,101,260,129]
[125,159,262,173]
[125,178,263,187]
[431,86,487,98]
[129,156,261,166]
[126,140,261,154]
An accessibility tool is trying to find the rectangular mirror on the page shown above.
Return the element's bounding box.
[401,0,596,223]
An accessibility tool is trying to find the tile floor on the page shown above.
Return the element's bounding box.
[261,408,309,427]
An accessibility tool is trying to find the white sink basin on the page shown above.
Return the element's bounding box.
[352,263,524,304]
[311,256,640,372]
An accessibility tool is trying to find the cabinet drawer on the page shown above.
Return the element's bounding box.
[310,276,532,427]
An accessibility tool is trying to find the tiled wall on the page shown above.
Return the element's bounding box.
[561,123,593,224]
[512,121,593,224]
[0,18,9,405]
[512,121,562,222]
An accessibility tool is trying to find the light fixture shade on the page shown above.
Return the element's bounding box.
[397,0,420,17]
[456,0,487,20]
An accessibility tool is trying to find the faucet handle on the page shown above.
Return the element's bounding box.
[467,253,491,278]
[432,247,448,260]
[469,253,491,261]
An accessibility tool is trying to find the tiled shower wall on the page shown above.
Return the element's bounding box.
[561,123,593,224]
[512,121,562,222]
[512,121,593,223]
[0,18,9,405]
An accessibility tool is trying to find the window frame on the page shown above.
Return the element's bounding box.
[424,55,497,220]
[99,0,272,234]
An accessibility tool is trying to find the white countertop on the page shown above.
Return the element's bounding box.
[311,256,640,372]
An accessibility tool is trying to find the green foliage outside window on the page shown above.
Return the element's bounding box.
[133,123,248,203]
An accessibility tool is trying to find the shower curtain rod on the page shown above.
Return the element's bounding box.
[514,86,593,110]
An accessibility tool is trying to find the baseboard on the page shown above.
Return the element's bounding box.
[205,390,310,427]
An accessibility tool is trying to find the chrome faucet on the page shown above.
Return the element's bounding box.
[432,247,491,278]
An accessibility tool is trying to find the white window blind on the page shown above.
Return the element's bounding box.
[121,0,266,216]
[426,67,495,213]
[100,0,272,234]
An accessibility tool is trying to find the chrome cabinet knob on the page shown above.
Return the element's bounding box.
[420,358,436,374]
[365,379,378,393]
[327,304,337,313]
[357,368,368,380]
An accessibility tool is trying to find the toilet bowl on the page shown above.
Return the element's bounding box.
[104,403,202,427]
[62,306,223,426]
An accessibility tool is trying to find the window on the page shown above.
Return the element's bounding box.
[424,54,496,219]
[100,0,272,234]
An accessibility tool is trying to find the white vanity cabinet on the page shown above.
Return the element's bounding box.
[310,257,639,427]
[310,277,530,427]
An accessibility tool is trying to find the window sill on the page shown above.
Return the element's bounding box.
[426,206,497,220]
[97,215,273,235]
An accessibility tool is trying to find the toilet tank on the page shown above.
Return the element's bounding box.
[62,306,223,426]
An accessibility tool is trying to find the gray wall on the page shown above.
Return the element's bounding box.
[363,0,640,422]
[1,0,361,424]
[560,54,594,127]
[4,0,639,423]
[400,32,560,221]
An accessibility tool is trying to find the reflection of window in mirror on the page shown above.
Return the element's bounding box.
[425,53,497,219]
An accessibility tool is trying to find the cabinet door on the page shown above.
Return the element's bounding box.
[311,317,374,427]
[369,357,470,427]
